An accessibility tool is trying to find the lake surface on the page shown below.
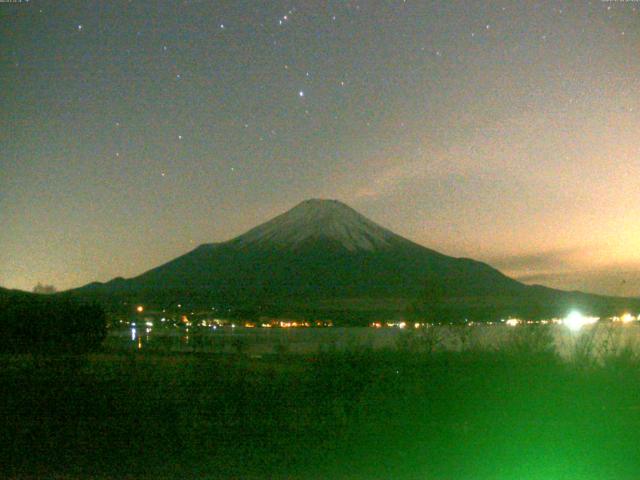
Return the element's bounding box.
[106,322,640,360]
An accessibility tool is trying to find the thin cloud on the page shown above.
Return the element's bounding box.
[350,145,490,200]
[487,247,584,272]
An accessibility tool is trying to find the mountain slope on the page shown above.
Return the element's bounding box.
[69,199,640,321]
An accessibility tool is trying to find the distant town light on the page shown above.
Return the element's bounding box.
[136,305,144,313]
[621,313,635,324]
[505,318,520,327]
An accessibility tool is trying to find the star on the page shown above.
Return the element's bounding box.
[299,90,305,97]
[77,24,83,31]
[178,135,183,140]
[220,24,225,29]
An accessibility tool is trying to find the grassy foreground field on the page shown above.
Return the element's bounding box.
[2,338,640,479]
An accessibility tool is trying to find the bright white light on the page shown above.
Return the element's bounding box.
[398,322,406,329]
[505,318,520,327]
[564,311,598,331]
[299,90,304,97]
[131,328,137,341]
[145,321,153,327]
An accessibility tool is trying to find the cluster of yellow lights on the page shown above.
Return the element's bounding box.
[612,313,638,324]
[370,321,410,329]
[279,321,312,328]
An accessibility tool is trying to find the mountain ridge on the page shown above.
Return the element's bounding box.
[67,199,640,322]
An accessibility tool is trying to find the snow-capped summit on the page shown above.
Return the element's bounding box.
[232,199,399,251]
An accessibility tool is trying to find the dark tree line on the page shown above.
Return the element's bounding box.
[0,293,106,354]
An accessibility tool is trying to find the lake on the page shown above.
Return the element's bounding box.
[105,321,640,360]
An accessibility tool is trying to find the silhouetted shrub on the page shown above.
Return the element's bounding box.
[0,293,106,354]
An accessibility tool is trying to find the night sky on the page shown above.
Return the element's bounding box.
[2,0,639,296]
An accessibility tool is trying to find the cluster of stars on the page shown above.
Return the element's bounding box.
[278,10,293,26]
[54,0,640,182]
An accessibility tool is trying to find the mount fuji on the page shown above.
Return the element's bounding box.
[70,199,640,322]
